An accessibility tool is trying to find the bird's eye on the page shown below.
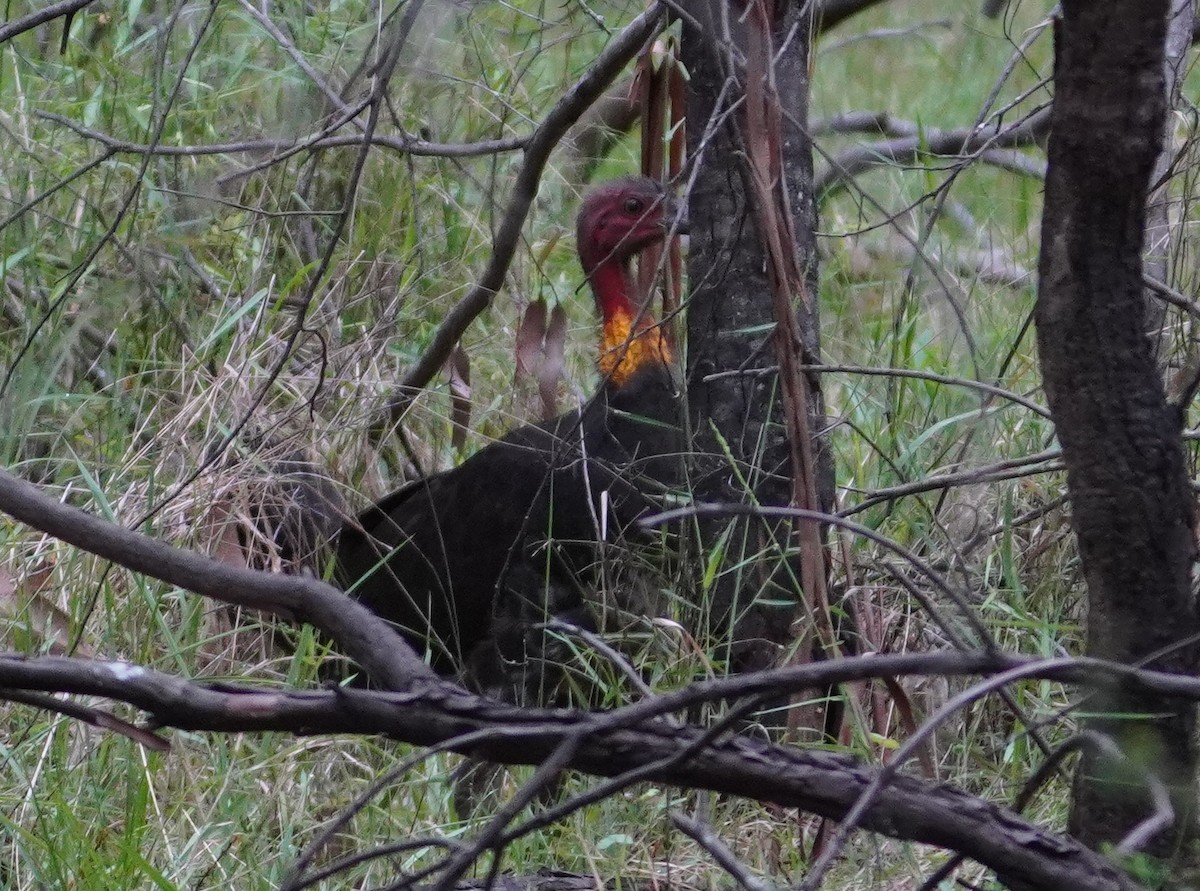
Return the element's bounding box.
[623,197,644,214]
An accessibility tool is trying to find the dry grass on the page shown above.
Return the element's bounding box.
[1,0,1195,887]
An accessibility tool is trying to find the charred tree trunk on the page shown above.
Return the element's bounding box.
[1036,0,1199,857]
[680,0,835,733]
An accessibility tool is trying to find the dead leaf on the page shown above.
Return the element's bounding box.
[882,674,937,779]
[0,561,94,658]
[208,496,251,569]
[514,298,567,419]
[447,343,472,452]
[515,298,549,382]
[539,302,567,417]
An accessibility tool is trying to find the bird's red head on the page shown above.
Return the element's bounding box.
[575,177,685,386]
[575,177,684,277]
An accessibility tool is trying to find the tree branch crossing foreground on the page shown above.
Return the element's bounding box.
[0,649,1155,891]
[1,463,1187,890]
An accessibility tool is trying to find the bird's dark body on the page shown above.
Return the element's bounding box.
[335,176,686,698]
[335,362,682,686]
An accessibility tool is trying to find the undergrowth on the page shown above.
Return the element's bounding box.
[0,0,1193,888]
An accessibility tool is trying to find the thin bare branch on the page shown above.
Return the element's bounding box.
[815,105,1051,200]
[643,502,997,651]
[839,449,1063,517]
[801,660,1118,888]
[0,0,98,46]
[234,0,359,123]
[671,811,774,891]
[36,110,525,160]
[386,3,667,428]
[703,361,1051,419]
[1,0,217,402]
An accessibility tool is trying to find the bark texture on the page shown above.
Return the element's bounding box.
[680,1,835,708]
[1035,0,1199,856]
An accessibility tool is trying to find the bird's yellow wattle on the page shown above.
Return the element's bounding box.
[598,306,672,386]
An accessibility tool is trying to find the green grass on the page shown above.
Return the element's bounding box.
[1,0,1190,887]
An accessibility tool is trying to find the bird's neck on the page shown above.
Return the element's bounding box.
[588,260,672,387]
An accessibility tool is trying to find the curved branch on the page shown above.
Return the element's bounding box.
[702,361,1051,419]
[812,0,895,32]
[0,0,97,46]
[385,2,667,428]
[0,469,435,691]
[838,448,1063,517]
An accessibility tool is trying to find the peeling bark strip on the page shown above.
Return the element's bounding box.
[739,0,836,737]
[1035,0,1199,855]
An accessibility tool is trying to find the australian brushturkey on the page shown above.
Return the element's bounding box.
[335,177,686,695]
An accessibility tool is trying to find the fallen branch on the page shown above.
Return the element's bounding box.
[0,648,1159,891]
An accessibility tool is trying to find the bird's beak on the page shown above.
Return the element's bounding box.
[663,198,689,235]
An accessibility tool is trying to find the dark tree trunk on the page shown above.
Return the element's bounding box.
[1036,0,1199,857]
[680,0,835,726]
